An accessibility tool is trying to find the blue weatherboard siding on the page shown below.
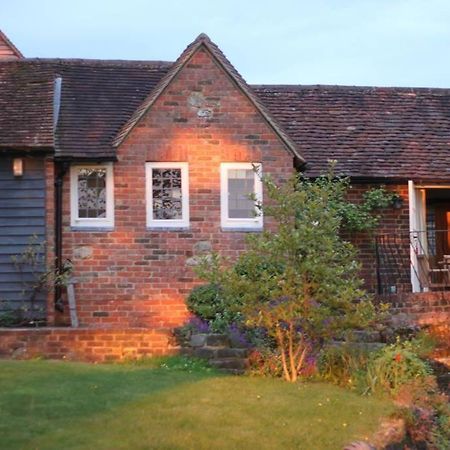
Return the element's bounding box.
[0,157,46,318]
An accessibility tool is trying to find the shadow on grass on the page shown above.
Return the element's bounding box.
[0,357,222,449]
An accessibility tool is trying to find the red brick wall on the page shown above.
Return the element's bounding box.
[0,328,175,362]
[59,47,294,328]
[388,292,450,326]
[0,34,21,59]
[345,183,411,294]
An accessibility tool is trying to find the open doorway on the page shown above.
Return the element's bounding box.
[409,182,450,292]
[426,189,450,260]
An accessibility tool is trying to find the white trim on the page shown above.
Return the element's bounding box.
[145,162,189,229]
[408,180,428,293]
[70,163,114,229]
[220,162,263,230]
[414,184,450,189]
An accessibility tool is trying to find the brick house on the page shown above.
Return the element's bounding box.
[0,31,448,360]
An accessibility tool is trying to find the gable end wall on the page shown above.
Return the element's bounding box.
[58,47,294,328]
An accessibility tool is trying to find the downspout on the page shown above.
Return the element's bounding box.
[53,76,66,311]
[54,162,68,311]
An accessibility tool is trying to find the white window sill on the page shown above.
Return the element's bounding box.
[221,226,263,233]
[70,226,114,232]
[146,227,191,232]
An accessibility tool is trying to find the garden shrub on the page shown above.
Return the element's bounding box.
[247,348,284,378]
[364,339,432,396]
[196,166,389,382]
[393,377,450,449]
[318,344,371,388]
[186,284,224,321]
[186,283,242,332]
[0,309,21,327]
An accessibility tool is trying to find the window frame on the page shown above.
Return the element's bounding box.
[220,162,263,230]
[145,162,190,229]
[70,163,115,229]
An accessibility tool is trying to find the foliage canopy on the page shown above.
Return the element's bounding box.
[197,168,391,381]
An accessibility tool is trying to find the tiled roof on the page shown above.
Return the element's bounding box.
[0,49,449,180]
[253,85,450,181]
[113,34,304,162]
[0,58,171,157]
[0,62,54,148]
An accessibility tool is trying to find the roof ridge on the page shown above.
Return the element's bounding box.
[251,84,450,92]
[0,57,173,67]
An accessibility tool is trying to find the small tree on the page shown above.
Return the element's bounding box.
[197,168,390,382]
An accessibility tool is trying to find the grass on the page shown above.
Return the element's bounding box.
[0,357,394,449]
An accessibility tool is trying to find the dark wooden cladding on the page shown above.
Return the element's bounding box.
[0,157,46,318]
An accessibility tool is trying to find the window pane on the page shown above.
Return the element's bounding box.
[152,168,183,220]
[228,169,255,218]
[77,169,106,218]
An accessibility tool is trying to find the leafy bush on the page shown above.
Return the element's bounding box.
[186,283,242,333]
[186,284,223,321]
[318,335,437,396]
[407,331,438,359]
[0,309,20,327]
[318,344,371,388]
[364,339,432,395]
[247,348,284,378]
[196,167,386,382]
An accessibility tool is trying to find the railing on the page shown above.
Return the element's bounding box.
[375,230,450,294]
[410,229,450,291]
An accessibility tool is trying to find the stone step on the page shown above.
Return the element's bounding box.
[217,347,249,358]
[190,333,230,348]
[209,358,248,371]
[193,346,249,360]
[350,330,382,343]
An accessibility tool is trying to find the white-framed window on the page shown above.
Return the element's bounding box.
[145,162,189,229]
[220,162,263,230]
[70,163,114,229]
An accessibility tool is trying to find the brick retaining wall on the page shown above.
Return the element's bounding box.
[387,291,450,326]
[0,327,177,362]
[0,292,448,363]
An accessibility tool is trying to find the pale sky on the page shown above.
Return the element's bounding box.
[2,0,450,87]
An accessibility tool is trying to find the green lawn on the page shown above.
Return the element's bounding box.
[0,358,394,449]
